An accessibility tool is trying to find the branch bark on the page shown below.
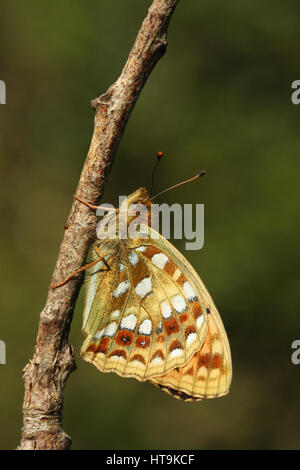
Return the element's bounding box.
[18,0,179,450]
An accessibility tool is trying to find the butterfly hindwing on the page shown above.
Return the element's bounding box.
[151,300,232,401]
[81,195,232,401]
[134,227,232,400]
[81,227,208,381]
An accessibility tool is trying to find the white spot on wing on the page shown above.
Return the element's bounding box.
[136,246,146,252]
[151,253,169,269]
[186,332,197,346]
[170,348,183,358]
[183,281,198,302]
[138,319,152,335]
[171,295,187,314]
[108,354,125,363]
[151,356,163,365]
[135,277,152,298]
[129,251,139,267]
[130,359,146,368]
[120,314,137,331]
[93,328,104,341]
[113,280,130,298]
[161,301,172,319]
[120,263,125,272]
[110,310,121,320]
[196,315,204,329]
[104,322,117,337]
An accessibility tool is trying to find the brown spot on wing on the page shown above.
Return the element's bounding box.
[198,375,206,382]
[116,330,133,347]
[179,313,188,323]
[163,317,179,336]
[192,302,203,320]
[185,366,195,376]
[108,349,127,359]
[185,325,196,338]
[212,353,224,371]
[136,335,150,349]
[143,246,161,260]
[196,352,224,371]
[151,350,165,361]
[169,339,183,353]
[96,338,110,354]
[130,354,146,365]
[177,273,187,287]
[86,343,97,353]
[131,261,150,287]
[197,353,210,369]
[164,260,177,277]
[112,292,129,310]
[157,334,165,343]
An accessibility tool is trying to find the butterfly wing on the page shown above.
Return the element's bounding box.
[82,240,117,337]
[151,301,232,401]
[82,225,232,401]
[130,225,232,400]
[81,228,208,381]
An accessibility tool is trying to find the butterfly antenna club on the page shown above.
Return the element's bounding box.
[150,151,164,197]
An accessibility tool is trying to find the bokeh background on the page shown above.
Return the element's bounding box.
[1,0,300,450]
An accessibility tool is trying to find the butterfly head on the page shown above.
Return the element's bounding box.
[120,186,151,215]
[118,187,151,229]
[124,187,150,209]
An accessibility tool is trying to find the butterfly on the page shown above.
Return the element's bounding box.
[75,180,232,402]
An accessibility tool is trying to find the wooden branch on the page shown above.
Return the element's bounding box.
[17,0,179,450]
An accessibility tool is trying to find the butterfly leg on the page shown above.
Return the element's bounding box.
[51,246,105,289]
[73,194,117,212]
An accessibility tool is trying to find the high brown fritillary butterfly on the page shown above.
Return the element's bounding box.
[80,186,232,401]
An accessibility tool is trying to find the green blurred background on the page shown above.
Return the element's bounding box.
[1,0,300,450]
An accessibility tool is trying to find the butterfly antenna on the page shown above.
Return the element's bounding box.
[150,151,164,197]
[150,170,206,201]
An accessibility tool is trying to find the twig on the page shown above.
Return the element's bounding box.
[17,0,179,450]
